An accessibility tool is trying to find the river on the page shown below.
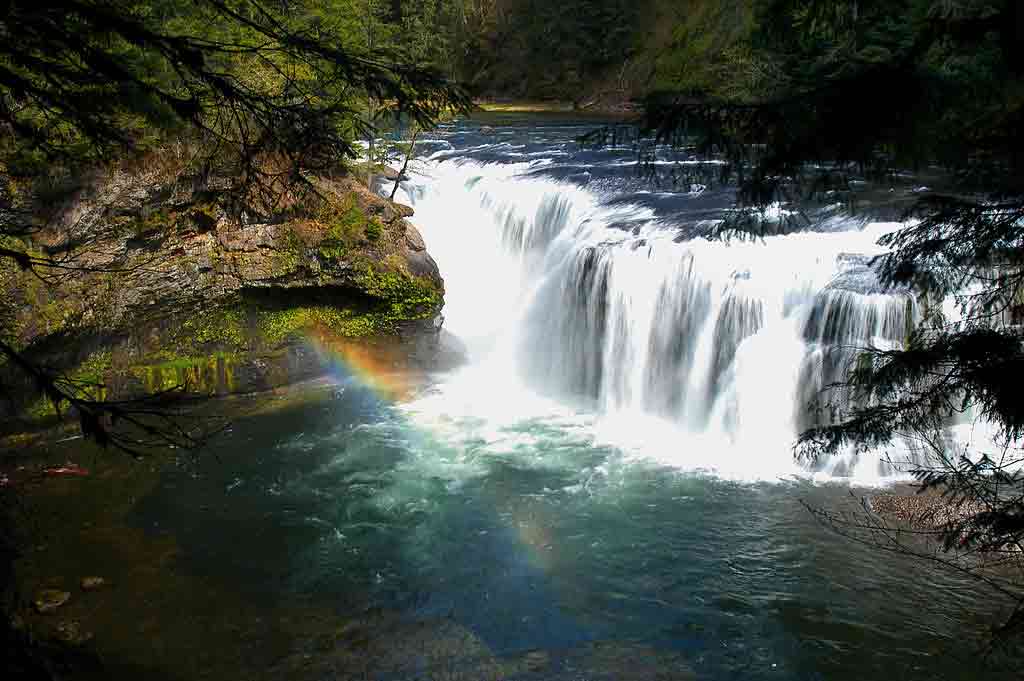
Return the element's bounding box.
[34,115,1016,679]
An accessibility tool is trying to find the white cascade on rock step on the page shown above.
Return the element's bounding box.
[393,156,926,483]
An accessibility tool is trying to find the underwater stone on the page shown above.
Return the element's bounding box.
[80,576,106,591]
[55,620,94,645]
[34,589,71,614]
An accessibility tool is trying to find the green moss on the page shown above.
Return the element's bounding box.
[25,396,60,421]
[256,306,384,345]
[364,218,383,242]
[317,242,348,261]
[131,352,238,395]
[144,353,235,371]
[328,197,367,240]
[272,226,306,276]
[22,350,112,421]
[173,307,246,350]
[0,233,30,253]
[17,270,78,339]
[357,262,442,321]
[76,351,112,386]
[13,275,441,416]
[131,209,176,239]
[317,194,381,259]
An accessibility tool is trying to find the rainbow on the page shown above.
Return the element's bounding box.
[304,326,567,574]
[302,329,421,403]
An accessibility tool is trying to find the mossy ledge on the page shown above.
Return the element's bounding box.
[0,153,448,428]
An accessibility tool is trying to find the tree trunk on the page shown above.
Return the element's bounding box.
[390,128,420,201]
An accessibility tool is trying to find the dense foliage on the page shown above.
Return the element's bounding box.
[0,0,468,185]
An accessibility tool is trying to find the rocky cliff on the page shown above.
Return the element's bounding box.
[0,152,449,424]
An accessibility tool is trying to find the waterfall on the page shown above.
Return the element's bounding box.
[395,155,921,481]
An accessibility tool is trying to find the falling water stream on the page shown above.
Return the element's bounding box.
[394,119,921,483]
[130,116,1016,680]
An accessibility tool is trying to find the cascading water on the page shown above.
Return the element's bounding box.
[391,144,924,483]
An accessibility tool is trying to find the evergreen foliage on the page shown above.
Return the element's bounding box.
[0,0,469,187]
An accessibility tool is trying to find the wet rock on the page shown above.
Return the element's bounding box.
[55,620,94,646]
[297,612,506,681]
[524,650,550,671]
[34,589,71,614]
[561,641,696,681]
[80,576,106,591]
[4,162,447,410]
[392,202,415,219]
[606,220,646,234]
[404,223,427,252]
[380,167,411,184]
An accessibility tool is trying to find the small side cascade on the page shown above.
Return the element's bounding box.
[796,289,917,432]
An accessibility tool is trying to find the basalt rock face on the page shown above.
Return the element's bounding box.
[0,154,448,421]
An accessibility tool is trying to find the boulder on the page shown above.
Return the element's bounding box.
[80,576,106,591]
[55,620,94,645]
[1,157,450,416]
[34,589,71,614]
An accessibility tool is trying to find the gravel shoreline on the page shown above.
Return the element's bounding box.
[867,483,985,530]
[867,483,1024,581]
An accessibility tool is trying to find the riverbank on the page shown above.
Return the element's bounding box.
[868,483,1024,576]
[475,99,638,117]
[869,483,984,529]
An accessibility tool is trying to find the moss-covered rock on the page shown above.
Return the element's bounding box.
[0,155,447,424]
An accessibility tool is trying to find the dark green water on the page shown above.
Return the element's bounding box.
[128,380,1014,680]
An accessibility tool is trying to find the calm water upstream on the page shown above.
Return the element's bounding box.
[130,115,1014,680]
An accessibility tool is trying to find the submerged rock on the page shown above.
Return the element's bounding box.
[524,649,550,671]
[55,620,94,645]
[80,576,106,591]
[557,641,696,681]
[272,611,508,681]
[34,589,71,614]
